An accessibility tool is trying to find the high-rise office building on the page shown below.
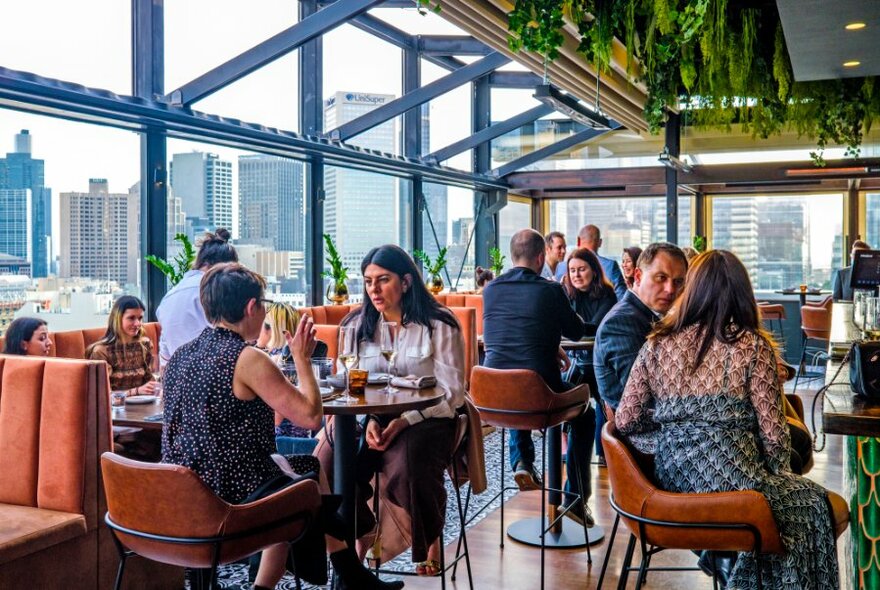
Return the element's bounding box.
[323,92,397,271]
[755,199,807,290]
[0,130,52,277]
[169,151,233,232]
[419,105,449,261]
[712,198,760,285]
[59,179,139,287]
[238,155,305,251]
[0,189,30,262]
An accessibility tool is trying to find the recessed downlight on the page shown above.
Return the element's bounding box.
[845,22,867,30]
[844,60,862,67]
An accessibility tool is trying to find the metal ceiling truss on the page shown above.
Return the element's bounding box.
[492,124,621,178]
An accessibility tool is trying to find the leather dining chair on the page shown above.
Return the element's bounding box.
[757,302,787,349]
[794,296,833,392]
[101,452,322,590]
[469,366,591,589]
[598,422,849,589]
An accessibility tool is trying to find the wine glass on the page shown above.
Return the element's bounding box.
[337,325,359,404]
[380,321,399,393]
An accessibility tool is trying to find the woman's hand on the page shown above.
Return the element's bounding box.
[138,381,158,395]
[285,316,317,362]
[365,418,409,452]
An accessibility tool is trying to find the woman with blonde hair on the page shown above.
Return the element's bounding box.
[617,250,841,589]
[87,295,156,397]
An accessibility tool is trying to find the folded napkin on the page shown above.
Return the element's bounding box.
[390,374,437,389]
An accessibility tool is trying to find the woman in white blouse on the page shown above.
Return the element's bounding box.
[323,244,465,576]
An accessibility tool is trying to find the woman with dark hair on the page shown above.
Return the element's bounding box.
[561,248,618,477]
[474,265,494,290]
[617,250,841,589]
[156,228,238,368]
[87,296,156,397]
[3,317,51,356]
[621,246,643,290]
[162,262,402,590]
[318,244,465,576]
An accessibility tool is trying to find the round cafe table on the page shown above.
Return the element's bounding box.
[323,385,445,543]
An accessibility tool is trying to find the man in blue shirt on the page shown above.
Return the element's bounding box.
[483,229,595,525]
[556,225,627,300]
[541,231,567,280]
[593,242,688,410]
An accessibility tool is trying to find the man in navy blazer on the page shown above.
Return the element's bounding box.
[483,229,596,525]
[556,225,627,300]
[594,242,688,410]
[832,239,870,301]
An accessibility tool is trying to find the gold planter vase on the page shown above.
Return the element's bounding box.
[326,282,349,305]
[428,274,444,295]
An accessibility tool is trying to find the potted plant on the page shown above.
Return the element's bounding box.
[413,247,448,294]
[145,233,195,287]
[692,235,707,254]
[489,247,506,277]
[321,233,350,305]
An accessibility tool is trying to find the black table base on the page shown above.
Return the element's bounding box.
[507,518,605,548]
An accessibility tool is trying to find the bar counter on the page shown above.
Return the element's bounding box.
[822,302,880,589]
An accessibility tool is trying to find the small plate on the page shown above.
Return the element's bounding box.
[320,386,334,398]
[368,373,391,385]
[125,395,158,405]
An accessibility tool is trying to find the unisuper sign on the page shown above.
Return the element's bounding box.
[343,93,388,105]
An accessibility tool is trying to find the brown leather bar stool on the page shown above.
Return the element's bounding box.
[101,453,322,590]
[757,302,787,349]
[470,366,592,589]
[794,296,833,392]
[598,422,849,589]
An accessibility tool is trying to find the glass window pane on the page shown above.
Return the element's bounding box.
[324,165,411,303]
[711,194,843,291]
[0,1,131,94]
[423,184,476,291]
[547,197,692,262]
[168,138,310,307]
[0,109,139,333]
[498,199,532,273]
[865,193,880,249]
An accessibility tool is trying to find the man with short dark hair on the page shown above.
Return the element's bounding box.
[832,239,871,301]
[542,231,567,280]
[483,229,596,526]
[594,242,688,410]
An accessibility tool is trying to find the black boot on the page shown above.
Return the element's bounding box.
[329,548,405,590]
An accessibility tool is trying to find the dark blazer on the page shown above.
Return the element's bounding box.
[593,290,658,409]
[832,266,854,301]
[482,266,586,392]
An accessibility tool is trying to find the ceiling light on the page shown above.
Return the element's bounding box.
[844,60,861,67]
[845,22,867,30]
[532,85,611,130]
[658,147,693,173]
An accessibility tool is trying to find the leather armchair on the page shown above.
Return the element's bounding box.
[101,453,322,588]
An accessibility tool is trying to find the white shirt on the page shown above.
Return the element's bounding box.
[341,316,466,425]
[156,269,209,367]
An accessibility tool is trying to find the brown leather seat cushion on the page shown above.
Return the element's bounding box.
[828,491,850,538]
[0,505,86,564]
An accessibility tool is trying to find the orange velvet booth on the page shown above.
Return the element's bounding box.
[0,355,181,588]
[434,294,484,336]
[0,322,163,361]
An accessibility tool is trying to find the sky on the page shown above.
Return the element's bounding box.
[0,1,848,269]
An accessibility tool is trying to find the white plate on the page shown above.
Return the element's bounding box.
[368,373,391,384]
[320,386,334,398]
[125,395,158,405]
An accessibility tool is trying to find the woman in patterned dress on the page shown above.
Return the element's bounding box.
[616,249,840,589]
[87,295,157,397]
[161,263,402,590]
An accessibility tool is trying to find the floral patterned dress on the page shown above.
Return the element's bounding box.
[616,326,839,590]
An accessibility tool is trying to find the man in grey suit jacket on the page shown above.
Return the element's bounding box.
[832,239,870,301]
[556,225,627,299]
[594,242,688,410]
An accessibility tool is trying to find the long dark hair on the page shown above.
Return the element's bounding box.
[3,317,47,355]
[345,245,459,342]
[651,249,772,369]
[562,248,614,301]
[622,246,643,288]
[86,296,150,364]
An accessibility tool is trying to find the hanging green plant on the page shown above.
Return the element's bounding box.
[505,0,879,166]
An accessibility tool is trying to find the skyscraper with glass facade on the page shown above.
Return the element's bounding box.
[323,92,397,271]
[169,151,233,234]
[0,130,51,277]
[238,154,305,251]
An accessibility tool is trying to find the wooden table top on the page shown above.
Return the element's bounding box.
[111,385,445,428]
[822,302,880,437]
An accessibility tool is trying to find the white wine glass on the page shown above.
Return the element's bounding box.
[337,325,359,404]
[380,321,399,394]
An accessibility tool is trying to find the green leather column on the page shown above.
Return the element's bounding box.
[850,436,880,589]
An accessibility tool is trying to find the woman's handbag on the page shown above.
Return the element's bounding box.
[850,341,880,397]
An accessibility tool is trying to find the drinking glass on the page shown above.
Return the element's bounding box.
[311,357,334,385]
[379,321,399,393]
[337,325,359,404]
[855,290,870,331]
[867,297,880,339]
